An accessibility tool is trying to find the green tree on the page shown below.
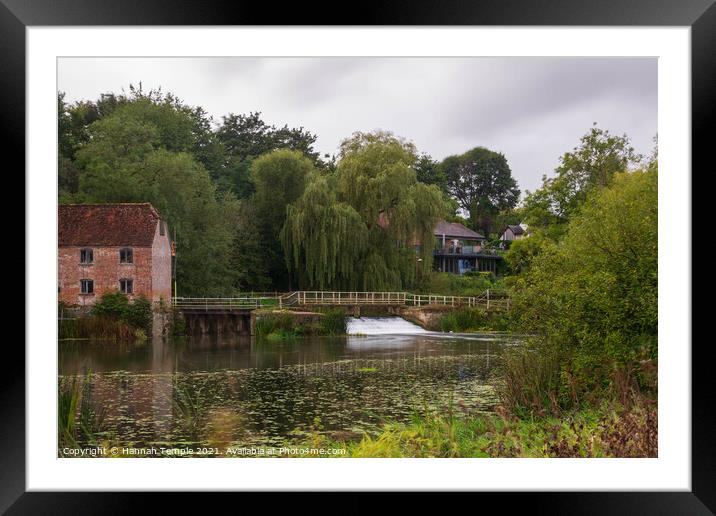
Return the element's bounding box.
[283,133,446,290]
[510,165,657,409]
[216,112,322,197]
[414,154,448,193]
[521,125,643,237]
[441,147,520,235]
[503,232,550,275]
[250,149,316,289]
[230,201,272,291]
[59,86,224,198]
[338,130,416,158]
[72,102,239,296]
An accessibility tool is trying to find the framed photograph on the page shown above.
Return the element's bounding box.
[8,0,712,510]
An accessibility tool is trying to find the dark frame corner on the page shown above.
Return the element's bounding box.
[6,0,713,512]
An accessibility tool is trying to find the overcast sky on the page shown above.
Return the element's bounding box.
[58,57,657,194]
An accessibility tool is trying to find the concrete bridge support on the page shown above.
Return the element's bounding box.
[181,311,253,337]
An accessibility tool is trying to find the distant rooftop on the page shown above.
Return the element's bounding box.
[59,203,162,247]
[433,220,485,240]
[505,224,525,235]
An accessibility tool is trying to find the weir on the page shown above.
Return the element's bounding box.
[346,316,428,335]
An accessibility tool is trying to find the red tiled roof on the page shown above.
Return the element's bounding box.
[433,220,485,240]
[59,203,161,247]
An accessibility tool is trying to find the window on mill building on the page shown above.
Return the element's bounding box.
[80,248,93,264]
[119,247,133,264]
[80,279,94,295]
[120,278,134,294]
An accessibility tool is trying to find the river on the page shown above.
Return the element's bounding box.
[59,320,517,455]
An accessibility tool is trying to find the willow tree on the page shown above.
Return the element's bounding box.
[282,134,446,290]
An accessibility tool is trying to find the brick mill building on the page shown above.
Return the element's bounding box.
[58,203,173,306]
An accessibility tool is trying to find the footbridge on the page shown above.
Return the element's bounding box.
[173,289,509,311]
[173,290,509,335]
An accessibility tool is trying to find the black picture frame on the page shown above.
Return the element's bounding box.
[5,0,711,512]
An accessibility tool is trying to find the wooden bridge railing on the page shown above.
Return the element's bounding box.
[173,290,510,311]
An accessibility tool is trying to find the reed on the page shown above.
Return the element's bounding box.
[58,372,106,453]
[59,315,140,341]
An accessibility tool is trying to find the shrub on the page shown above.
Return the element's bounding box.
[256,309,347,339]
[503,233,550,275]
[254,311,298,338]
[439,307,509,332]
[508,168,658,413]
[124,296,152,331]
[416,271,502,297]
[90,291,152,332]
[320,308,347,335]
[440,308,485,332]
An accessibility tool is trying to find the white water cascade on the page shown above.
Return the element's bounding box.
[346,316,428,335]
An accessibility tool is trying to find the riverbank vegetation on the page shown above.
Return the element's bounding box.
[438,307,511,333]
[254,308,348,340]
[58,373,106,453]
[58,291,153,341]
[311,397,656,458]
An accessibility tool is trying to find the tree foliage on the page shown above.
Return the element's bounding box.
[283,134,447,290]
[414,153,449,194]
[441,147,520,235]
[215,112,323,197]
[521,125,643,238]
[510,166,657,408]
[61,89,240,296]
[249,149,315,289]
[503,232,551,275]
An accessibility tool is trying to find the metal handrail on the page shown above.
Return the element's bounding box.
[172,289,510,310]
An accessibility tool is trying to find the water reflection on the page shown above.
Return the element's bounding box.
[59,333,514,451]
[60,334,510,374]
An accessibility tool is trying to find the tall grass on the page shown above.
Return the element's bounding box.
[319,308,347,336]
[254,312,298,338]
[439,307,510,332]
[255,309,347,339]
[58,372,106,453]
[59,292,152,341]
[169,376,205,437]
[59,315,141,341]
[499,344,563,417]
